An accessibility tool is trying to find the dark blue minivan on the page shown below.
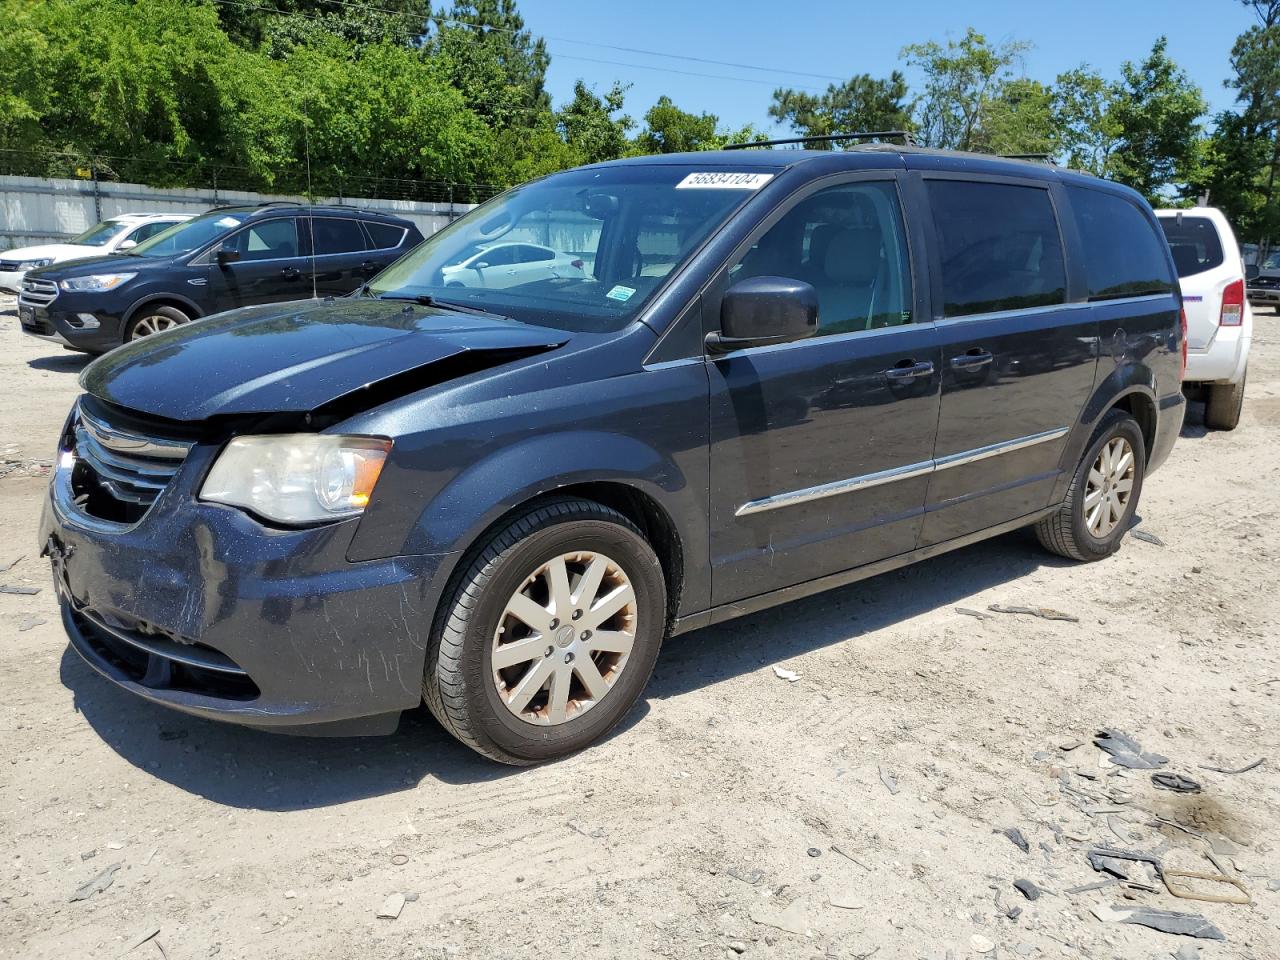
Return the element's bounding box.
[41,144,1185,763]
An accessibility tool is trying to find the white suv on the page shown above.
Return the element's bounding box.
[1157,206,1252,430]
[0,213,191,294]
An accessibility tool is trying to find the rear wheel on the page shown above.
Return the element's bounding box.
[124,305,189,342]
[423,498,667,765]
[1204,368,1246,431]
[1035,409,1145,561]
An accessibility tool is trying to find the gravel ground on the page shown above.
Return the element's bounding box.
[2,293,1278,960]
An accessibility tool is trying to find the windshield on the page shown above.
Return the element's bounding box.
[71,220,130,247]
[128,211,249,257]
[1158,216,1225,278]
[367,166,771,331]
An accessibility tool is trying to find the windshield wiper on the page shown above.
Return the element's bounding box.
[375,292,510,320]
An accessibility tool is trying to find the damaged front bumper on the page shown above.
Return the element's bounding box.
[42,441,450,735]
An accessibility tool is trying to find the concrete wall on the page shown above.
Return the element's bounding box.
[0,174,476,250]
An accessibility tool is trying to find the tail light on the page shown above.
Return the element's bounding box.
[1179,307,1188,380]
[1220,279,1244,326]
[571,259,585,270]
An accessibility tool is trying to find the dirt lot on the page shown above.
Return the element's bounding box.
[1,294,1278,960]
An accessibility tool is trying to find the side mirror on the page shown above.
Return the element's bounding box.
[216,246,241,266]
[472,260,489,270]
[707,276,818,354]
[1245,263,1260,281]
[117,239,137,250]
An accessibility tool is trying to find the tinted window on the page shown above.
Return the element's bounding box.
[928,180,1066,317]
[514,244,555,263]
[311,218,367,255]
[1068,186,1175,299]
[228,218,298,262]
[478,245,516,266]
[1158,215,1225,277]
[129,211,247,257]
[364,221,406,249]
[730,180,913,335]
[125,220,177,245]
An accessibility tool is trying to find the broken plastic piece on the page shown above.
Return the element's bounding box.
[987,603,1079,622]
[1152,772,1202,794]
[996,827,1030,853]
[1090,904,1224,940]
[1094,729,1169,769]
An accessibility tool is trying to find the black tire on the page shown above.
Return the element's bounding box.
[1204,369,1245,431]
[124,305,190,343]
[423,497,667,765]
[1035,409,1146,562]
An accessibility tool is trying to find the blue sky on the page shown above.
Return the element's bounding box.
[523,0,1260,135]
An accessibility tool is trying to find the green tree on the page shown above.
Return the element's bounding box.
[557,81,632,165]
[973,78,1057,156]
[1107,37,1208,201]
[635,96,720,153]
[768,73,912,145]
[902,28,1031,150]
[1052,66,1122,176]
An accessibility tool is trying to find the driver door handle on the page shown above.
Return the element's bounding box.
[950,350,994,370]
[280,267,301,280]
[883,359,935,382]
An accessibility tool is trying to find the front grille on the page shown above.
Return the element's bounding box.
[73,606,259,700]
[19,277,58,306]
[66,400,193,524]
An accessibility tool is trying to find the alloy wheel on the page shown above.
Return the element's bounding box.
[1084,436,1135,538]
[491,551,637,726]
[129,314,181,339]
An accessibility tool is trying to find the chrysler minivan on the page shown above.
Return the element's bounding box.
[42,145,1185,764]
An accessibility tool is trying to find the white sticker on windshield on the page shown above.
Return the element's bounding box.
[215,217,241,227]
[675,172,774,190]
[606,284,636,302]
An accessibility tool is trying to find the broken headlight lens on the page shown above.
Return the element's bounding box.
[200,435,392,525]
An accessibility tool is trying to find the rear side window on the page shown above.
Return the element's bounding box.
[310,218,367,255]
[364,221,407,249]
[1158,215,1225,278]
[927,180,1066,317]
[126,220,177,244]
[1068,187,1175,299]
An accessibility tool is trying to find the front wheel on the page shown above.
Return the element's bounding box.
[423,498,667,765]
[125,305,190,342]
[1035,409,1146,561]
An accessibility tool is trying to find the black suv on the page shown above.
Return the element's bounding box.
[41,146,1185,764]
[19,204,424,352]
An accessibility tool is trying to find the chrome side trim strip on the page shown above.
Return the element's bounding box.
[735,460,934,517]
[933,427,1068,471]
[735,427,1069,517]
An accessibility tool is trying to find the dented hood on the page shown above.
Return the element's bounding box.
[81,298,567,421]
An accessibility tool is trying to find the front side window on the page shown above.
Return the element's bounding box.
[367,165,764,332]
[1158,215,1225,278]
[1069,186,1175,299]
[728,180,914,335]
[128,211,249,257]
[928,180,1066,317]
[227,218,299,262]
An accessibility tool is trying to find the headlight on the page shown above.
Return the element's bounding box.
[59,273,136,292]
[201,435,392,525]
[17,258,53,270]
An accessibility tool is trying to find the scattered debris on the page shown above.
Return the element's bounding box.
[1094,729,1169,769]
[1198,758,1265,775]
[1013,879,1040,901]
[1172,946,1201,960]
[829,845,871,870]
[1152,772,1202,794]
[565,819,606,839]
[375,892,406,920]
[1163,870,1251,904]
[996,827,1030,854]
[1130,529,1165,546]
[987,604,1079,622]
[1,555,23,572]
[773,665,800,683]
[969,934,995,954]
[750,900,808,936]
[142,847,158,866]
[283,890,297,900]
[807,847,821,858]
[1058,739,1084,751]
[1089,904,1224,940]
[69,862,121,902]
[955,607,991,620]
[1065,878,1119,895]
[0,583,41,595]
[878,766,899,796]
[17,614,45,631]
[118,927,161,957]
[390,853,409,866]
[1086,845,1163,880]
[828,892,864,910]
[726,866,764,886]
[727,941,748,954]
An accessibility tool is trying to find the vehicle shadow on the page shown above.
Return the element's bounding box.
[1179,396,1208,438]
[61,528,1060,809]
[28,353,93,374]
[648,528,1065,700]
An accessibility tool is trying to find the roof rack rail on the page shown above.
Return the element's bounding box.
[725,130,917,151]
[255,200,298,207]
[1001,153,1057,165]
